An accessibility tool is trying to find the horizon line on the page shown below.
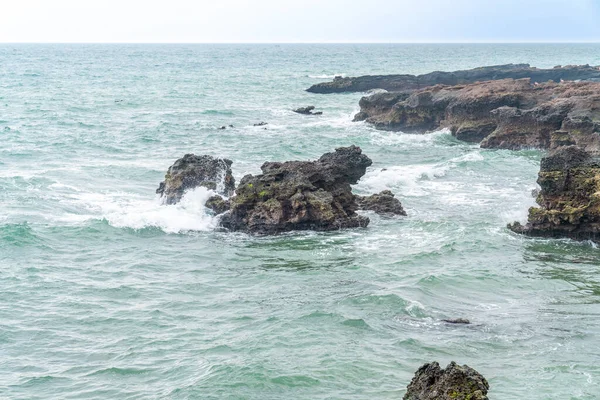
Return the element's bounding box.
[1,41,600,45]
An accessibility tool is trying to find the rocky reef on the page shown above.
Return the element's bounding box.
[307,64,600,94]
[293,106,323,115]
[157,154,235,205]
[403,362,489,400]
[356,78,600,151]
[219,146,371,234]
[509,146,600,242]
[355,190,407,216]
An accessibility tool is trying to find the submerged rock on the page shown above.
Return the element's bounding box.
[357,79,600,151]
[404,362,489,400]
[509,146,600,242]
[157,154,236,205]
[442,318,471,325]
[355,190,407,216]
[307,63,600,94]
[293,106,323,115]
[220,146,372,235]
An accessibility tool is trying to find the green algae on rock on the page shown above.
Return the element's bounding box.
[509,146,600,242]
[220,146,372,235]
[403,362,489,400]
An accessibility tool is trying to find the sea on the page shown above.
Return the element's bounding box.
[1,44,600,399]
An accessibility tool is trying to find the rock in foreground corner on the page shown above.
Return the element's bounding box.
[404,361,489,400]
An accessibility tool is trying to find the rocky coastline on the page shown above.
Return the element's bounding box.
[306,63,600,94]
[354,78,600,151]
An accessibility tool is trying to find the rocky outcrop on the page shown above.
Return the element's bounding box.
[509,146,600,242]
[157,154,236,205]
[205,195,230,215]
[307,64,600,94]
[357,78,600,151]
[220,146,371,235]
[404,362,489,400]
[293,106,322,115]
[355,190,407,216]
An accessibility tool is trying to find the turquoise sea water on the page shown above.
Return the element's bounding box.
[1,44,600,399]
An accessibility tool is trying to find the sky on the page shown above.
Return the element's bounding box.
[1,0,600,43]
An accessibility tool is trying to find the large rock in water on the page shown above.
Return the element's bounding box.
[307,64,600,94]
[157,154,236,205]
[509,146,600,242]
[356,79,600,151]
[404,362,489,400]
[220,146,371,234]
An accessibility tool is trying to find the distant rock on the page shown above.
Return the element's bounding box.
[157,154,236,205]
[509,146,600,243]
[220,146,371,235]
[357,78,600,151]
[307,63,600,94]
[442,318,471,325]
[293,106,323,115]
[355,190,407,216]
[404,362,489,400]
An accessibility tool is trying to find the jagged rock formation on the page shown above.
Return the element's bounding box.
[157,154,235,205]
[403,362,489,400]
[307,63,600,94]
[293,106,323,115]
[356,79,600,151]
[220,146,372,235]
[509,146,600,242]
[355,190,407,216]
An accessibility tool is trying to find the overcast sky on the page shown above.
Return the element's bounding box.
[2,0,600,43]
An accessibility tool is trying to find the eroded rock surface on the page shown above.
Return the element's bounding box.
[509,146,600,242]
[357,79,600,151]
[404,362,489,400]
[157,154,236,205]
[355,190,407,216]
[220,146,372,234]
[307,64,600,94]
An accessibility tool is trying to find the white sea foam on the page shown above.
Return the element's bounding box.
[65,187,219,233]
[358,149,484,196]
[369,129,451,147]
[359,163,450,196]
[307,73,346,79]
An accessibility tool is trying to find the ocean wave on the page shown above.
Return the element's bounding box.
[358,149,485,196]
[66,187,220,234]
[359,164,450,196]
[369,129,452,147]
[307,73,346,79]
